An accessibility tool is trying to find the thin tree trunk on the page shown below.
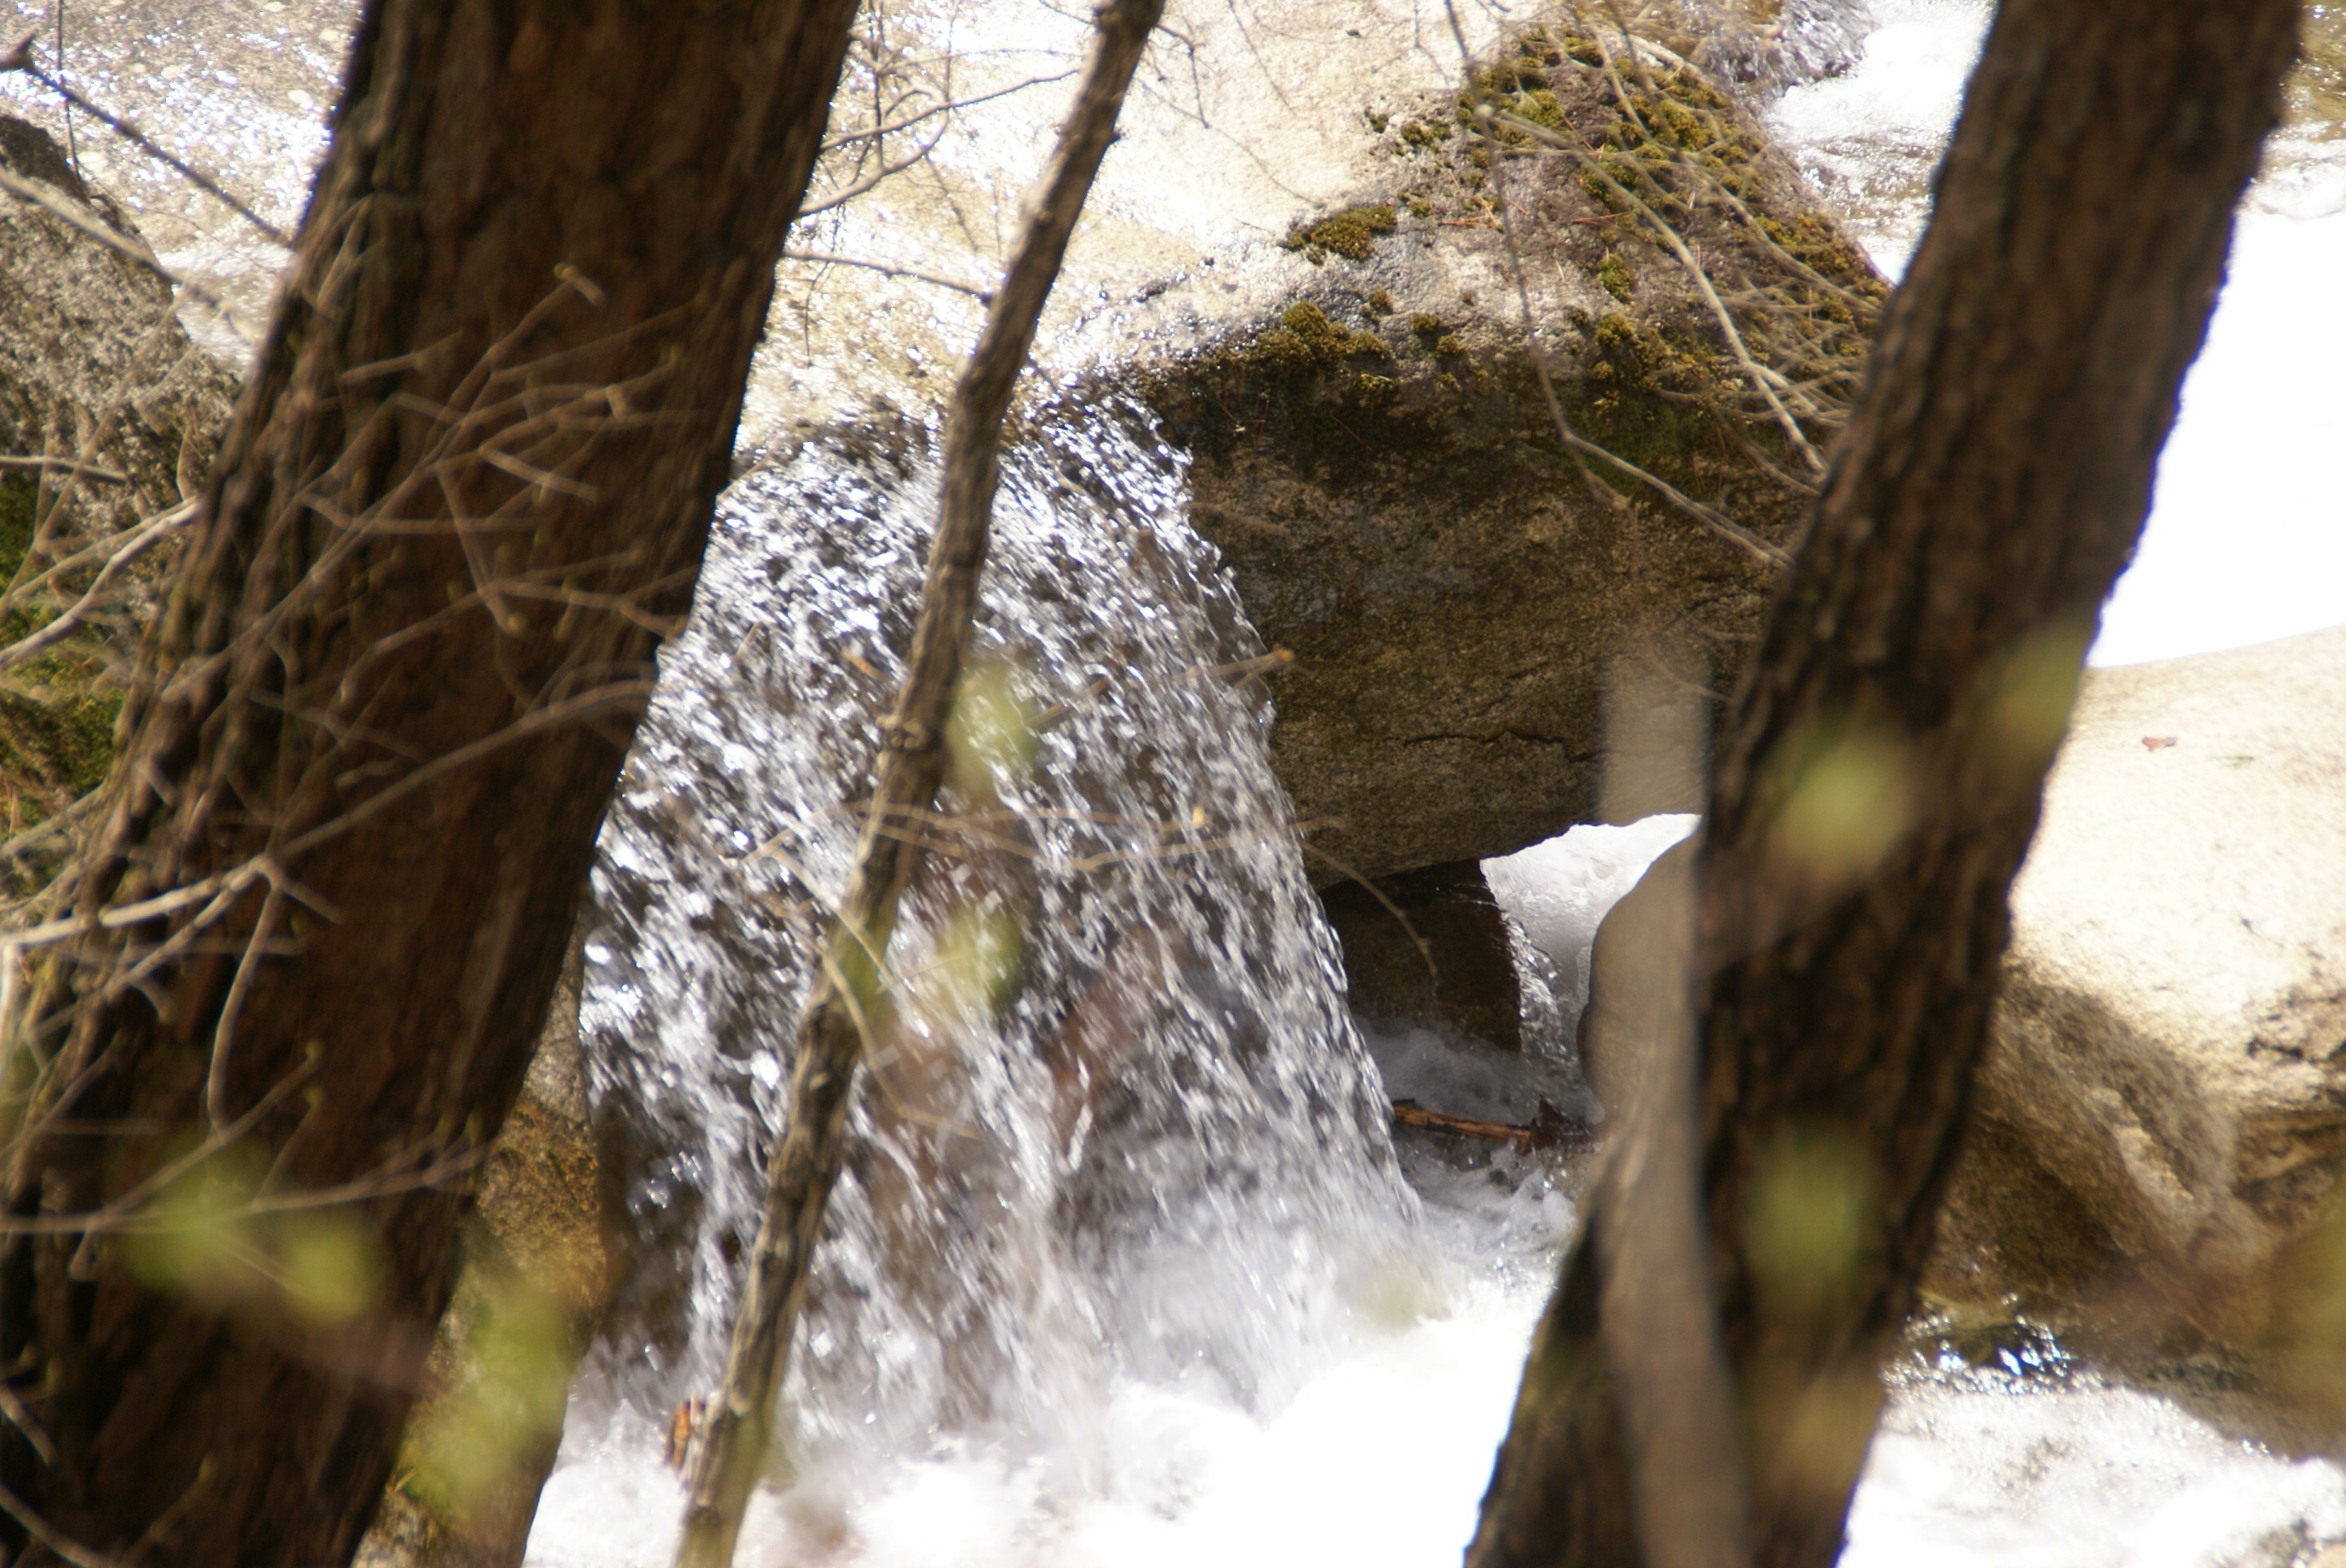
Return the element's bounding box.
[0,2,858,1562]
[1467,0,2300,1563]
[672,3,1165,1562]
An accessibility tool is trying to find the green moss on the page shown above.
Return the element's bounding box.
[1539,307,1799,509]
[0,474,123,845]
[1476,60,1546,95]
[1758,211,1887,296]
[1546,63,1765,206]
[1517,88,1567,132]
[0,475,36,583]
[1240,301,1394,377]
[1145,16,1866,539]
[1596,252,1636,302]
[1281,202,1397,262]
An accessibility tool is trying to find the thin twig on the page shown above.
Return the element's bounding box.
[203,881,283,1133]
[784,249,996,303]
[674,3,1167,1562]
[0,1477,123,1568]
[0,456,127,484]
[1504,110,1828,475]
[0,46,291,245]
[0,165,169,278]
[0,501,197,674]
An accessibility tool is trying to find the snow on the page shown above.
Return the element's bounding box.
[2092,193,2346,667]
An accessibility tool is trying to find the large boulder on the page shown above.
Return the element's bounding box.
[0,117,237,826]
[1140,28,1883,883]
[0,115,235,517]
[1926,627,2346,1365]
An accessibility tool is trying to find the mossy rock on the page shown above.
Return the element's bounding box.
[0,118,236,880]
[1281,202,1398,263]
[0,116,235,518]
[1128,27,1886,883]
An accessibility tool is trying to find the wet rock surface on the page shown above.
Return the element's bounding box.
[1926,627,2346,1376]
[357,941,616,1568]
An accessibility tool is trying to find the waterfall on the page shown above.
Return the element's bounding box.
[11,0,2346,1559]
[569,401,1427,1490]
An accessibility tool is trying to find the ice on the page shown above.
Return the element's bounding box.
[1484,815,1700,1028]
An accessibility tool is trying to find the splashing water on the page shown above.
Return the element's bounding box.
[538,403,1474,1562]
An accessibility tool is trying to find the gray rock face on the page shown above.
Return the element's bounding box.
[1927,627,2346,1353]
[1138,33,1882,884]
[0,115,235,517]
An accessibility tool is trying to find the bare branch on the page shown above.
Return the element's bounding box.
[783,249,995,302]
[673,2,1169,1562]
[0,52,289,245]
[0,501,197,674]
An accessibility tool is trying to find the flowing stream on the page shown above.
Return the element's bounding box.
[6,0,2346,1562]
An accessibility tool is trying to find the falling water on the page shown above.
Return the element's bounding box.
[542,402,1504,1558]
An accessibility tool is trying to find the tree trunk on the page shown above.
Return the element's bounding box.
[0,1,858,1562]
[1467,0,2300,1563]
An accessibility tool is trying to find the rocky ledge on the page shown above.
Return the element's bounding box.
[1926,625,2346,1416]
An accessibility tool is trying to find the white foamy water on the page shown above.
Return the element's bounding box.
[1848,1370,2346,1568]
[533,1249,1553,1568]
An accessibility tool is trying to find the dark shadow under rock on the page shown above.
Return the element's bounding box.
[1322,858,1525,1052]
[1330,859,1600,1138]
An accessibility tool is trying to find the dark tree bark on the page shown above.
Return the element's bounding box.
[0,2,858,1562]
[1467,0,2301,1564]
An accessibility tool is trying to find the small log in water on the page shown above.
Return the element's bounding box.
[1391,1098,1577,1154]
[671,3,1167,1563]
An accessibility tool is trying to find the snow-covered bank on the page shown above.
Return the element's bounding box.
[2093,192,2346,667]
